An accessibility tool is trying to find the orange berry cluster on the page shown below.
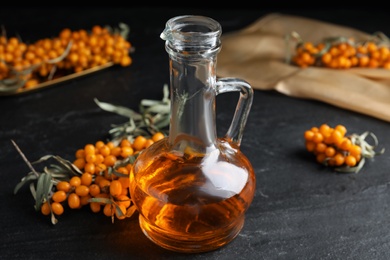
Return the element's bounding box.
[304,124,362,168]
[0,24,133,90]
[292,39,390,69]
[40,132,165,221]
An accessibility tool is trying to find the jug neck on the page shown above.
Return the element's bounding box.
[161,15,222,153]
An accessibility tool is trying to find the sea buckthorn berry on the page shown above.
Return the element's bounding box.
[345,155,357,167]
[120,139,132,147]
[315,143,327,154]
[99,145,111,157]
[68,193,81,209]
[110,146,122,157]
[75,149,85,158]
[106,141,115,150]
[73,158,86,170]
[116,167,129,176]
[52,190,67,203]
[104,154,117,167]
[90,202,101,213]
[80,194,92,206]
[69,176,81,187]
[304,130,315,141]
[330,129,343,146]
[132,135,147,151]
[152,132,165,142]
[312,132,324,143]
[85,153,97,163]
[99,179,111,189]
[316,153,326,164]
[340,138,352,151]
[84,162,96,174]
[75,185,90,197]
[120,146,133,158]
[95,140,105,149]
[349,144,362,157]
[333,153,345,166]
[118,177,130,189]
[335,125,347,137]
[81,172,93,186]
[95,163,107,174]
[103,203,115,217]
[110,180,122,197]
[319,124,331,137]
[84,144,96,155]
[89,184,101,197]
[41,202,51,216]
[95,154,105,164]
[325,146,336,158]
[51,202,64,215]
[305,141,316,152]
[56,181,71,192]
[144,139,154,148]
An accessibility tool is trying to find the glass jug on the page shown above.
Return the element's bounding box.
[129,15,256,253]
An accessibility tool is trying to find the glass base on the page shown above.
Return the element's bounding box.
[138,215,244,253]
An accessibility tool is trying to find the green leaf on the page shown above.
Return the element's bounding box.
[14,173,38,194]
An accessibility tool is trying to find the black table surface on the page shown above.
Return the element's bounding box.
[2,6,390,260]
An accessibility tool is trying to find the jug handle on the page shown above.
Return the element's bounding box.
[216,77,254,147]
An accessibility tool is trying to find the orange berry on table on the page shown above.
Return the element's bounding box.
[99,179,111,189]
[84,144,96,155]
[110,180,123,197]
[80,194,92,206]
[90,202,101,213]
[52,190,67,203]
[305,141,316,152]
[73,158,86,170]
[132,135,147,151]
[81,172,93,186]
[345,155,357,167]
[69,176,81,187]
[85,153,97,163]
[304,130,315,141]
[312,132,324,143]
[316,153,326,164]
[152,132,165,142]
[75,185,90,197]
[325,146,336,158]
[349,144,362,157]
[333,153,345,166]
[84,162,96,174]
[41,202,51,216]
[118,176,130,189]
[104,154,117,167]
[56,181,71,192]
[315,143,327,154]
[75,149,85,159]
[103,203,115,217]
[120,139,132,147]
[120,146,134,158]
[339,138,352,151]
[99,145,111,157]
[68,193,81,209]
[51,202,64,215]
[89,184,101,197]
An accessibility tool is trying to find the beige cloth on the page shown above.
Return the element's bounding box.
[217,13,390,122]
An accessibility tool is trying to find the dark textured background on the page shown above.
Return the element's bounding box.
[1,6,390,260]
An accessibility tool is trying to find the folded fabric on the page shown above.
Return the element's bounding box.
[217,13,390,123]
